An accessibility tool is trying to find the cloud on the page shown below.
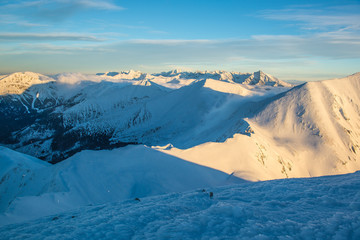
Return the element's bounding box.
[76,0,124,10]
[0,14,47,27]
[3,0,123,10]
[1,0,124,22]
[254,5,360,59]
[259,5,360,31]
[1,36,358,80]
[0,42,111,55]
[4,33,358,59]
[128,39,216,46]
[0,32,103,41]
[117,34,360,60]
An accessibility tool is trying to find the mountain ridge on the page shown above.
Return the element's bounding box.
[1,71,360,229]
[0,69,291,163]
[0,71,359,180]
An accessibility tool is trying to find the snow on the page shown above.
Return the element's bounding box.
[1,71,360,238]
[30,93,38,111]
[0,72,54,95]
[152,69,292,87]
[0,147,50,216]
[1,71,360,181]
[14,95,29,113]
[0,146,242,225]
[1,170,359,239]
[155,73,360,181]
[0,146,49,178]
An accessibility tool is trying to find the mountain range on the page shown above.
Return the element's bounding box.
[0,69,360,225]
[0,70,291,163]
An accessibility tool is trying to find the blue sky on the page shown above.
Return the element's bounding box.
[0,0,359,81]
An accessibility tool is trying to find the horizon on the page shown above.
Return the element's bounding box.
[0,0,359,81]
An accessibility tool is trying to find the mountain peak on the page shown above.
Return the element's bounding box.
[242,70,292,87]
[152,69,289,86]
[0,72,54,95]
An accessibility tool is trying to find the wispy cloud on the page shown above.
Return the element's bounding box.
[259,5,360,31]
[0,42,110,55]
[0,14,47,27]
[128,39,217,46]
[256,4,360,59]
[1,35,358,80]
[3,0,124,10]
[1,0,124,22]
[77,0,124,10]
[0,32,103,41]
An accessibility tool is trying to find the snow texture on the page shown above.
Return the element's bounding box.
[1,171,359,239]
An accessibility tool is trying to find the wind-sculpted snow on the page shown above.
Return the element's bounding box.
[1,171,359,239]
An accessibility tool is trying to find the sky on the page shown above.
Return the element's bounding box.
[0,0,359,81]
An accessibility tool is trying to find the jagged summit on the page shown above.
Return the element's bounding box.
[153,69,291,87]
[240,70,292,87]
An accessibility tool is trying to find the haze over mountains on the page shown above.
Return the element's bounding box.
[0,69,360,226]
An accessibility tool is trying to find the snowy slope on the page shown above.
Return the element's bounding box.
[1,171,359,239]
[155,73,360,181]
[108,78,288,148]
[0,146,242,225]
[0,147,50,214]
[251,72,360,175]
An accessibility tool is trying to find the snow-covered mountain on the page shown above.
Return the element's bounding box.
[0,70,359,180]
[1,70,360,232]
[0,72,54,95]
[154,69,292,87]
[160,73,360,180]
[0,70,291,163]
